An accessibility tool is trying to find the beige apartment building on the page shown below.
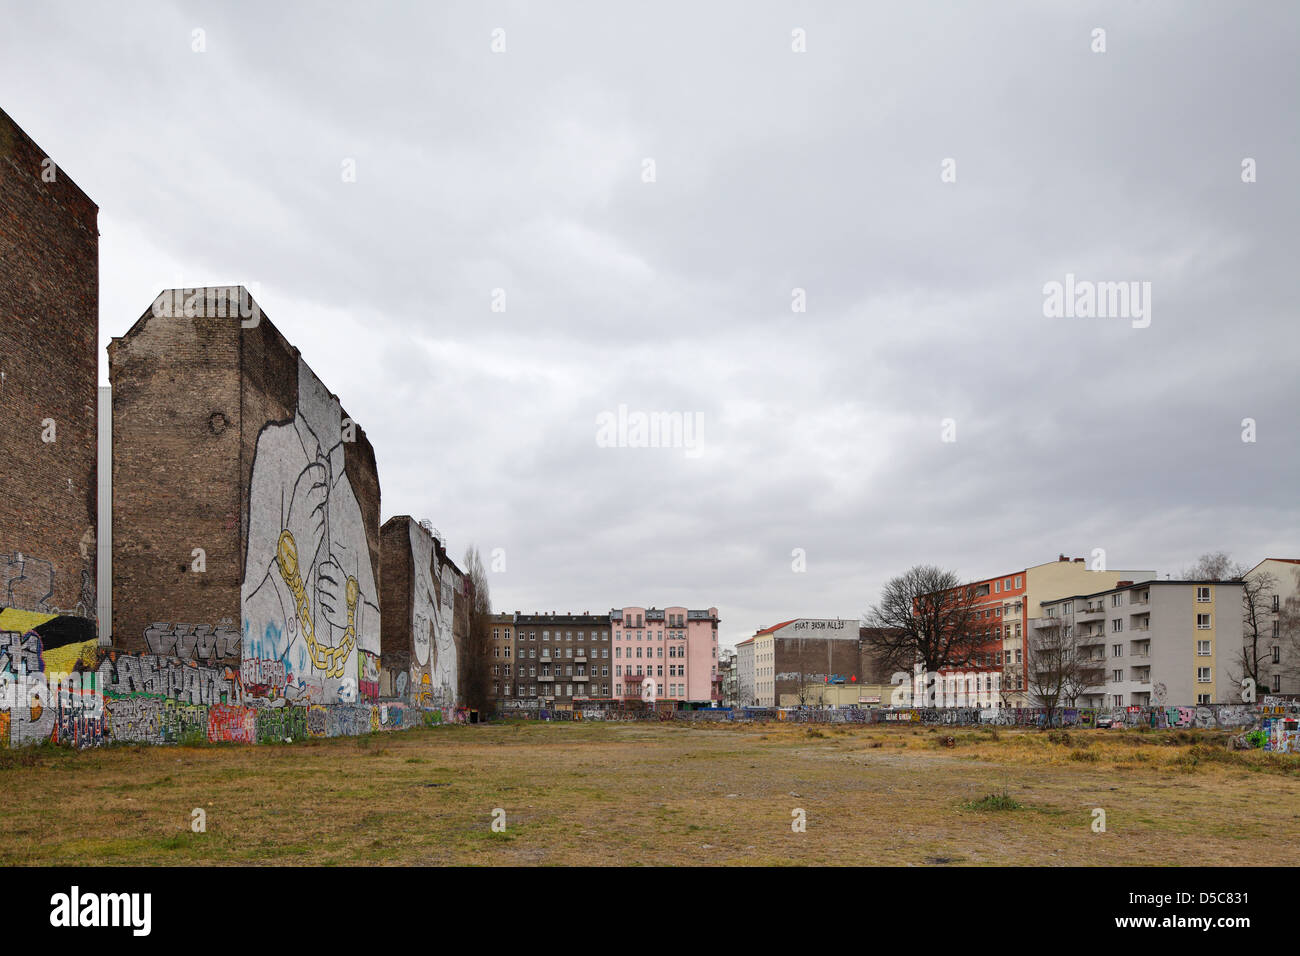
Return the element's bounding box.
[1243,559,1300,698]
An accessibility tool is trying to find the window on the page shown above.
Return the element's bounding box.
[1112,669,1124,682]
[1112,644,1123,657]
[994,581,1001,593]
[1005,578,1012,590]
[1196,587,1211,602]
[1063,602,1072,614]
[1272,595,1280,612]
[1196,614,1211,630]
[1111,619,1123,633]
[1113,694,1124,707]
[1197,693,1210,704]
[1014,576,1022,588]
[1197,640,1211,656]
[1273,674,1281,692]
[1273,646,1281,664]
[1111,593,1123,608]
[1197,667,1212,683]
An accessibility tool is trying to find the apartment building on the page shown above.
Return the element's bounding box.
[931,556,1156,707]
[1243,559,1300,697]
[718,647,737,706]
[508,612,612,708]
[1036,579,1244,707]
[610,606,720,706]
[735,636,756,706]
[487,612,516,707]
[749,620,793,707]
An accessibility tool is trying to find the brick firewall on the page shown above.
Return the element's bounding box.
[0,107,99,619]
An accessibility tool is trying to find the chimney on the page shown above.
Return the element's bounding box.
[1059,554,1068,562]
[1117,580,1133,588]
[1074,557,1084,563]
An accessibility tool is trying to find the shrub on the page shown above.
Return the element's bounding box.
[963,790,1022,811]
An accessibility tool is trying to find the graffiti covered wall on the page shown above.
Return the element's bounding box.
[379,517,463,710]
[241,357,381,706]
[1,628,467,748]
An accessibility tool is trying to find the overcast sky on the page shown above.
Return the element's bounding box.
[4,1,1297,648]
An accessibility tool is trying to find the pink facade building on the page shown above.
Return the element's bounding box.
[610,606,721,705]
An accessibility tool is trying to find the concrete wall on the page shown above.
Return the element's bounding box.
[0,108,99,625]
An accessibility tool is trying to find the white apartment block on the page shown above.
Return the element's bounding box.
[1035,579,1244,708]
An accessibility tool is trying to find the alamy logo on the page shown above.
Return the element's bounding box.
[49,886,151,936]
[595,404,704,458]
[1042,273,1151,328]
[151,287,261,327]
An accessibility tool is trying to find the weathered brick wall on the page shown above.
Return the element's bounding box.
[379,516,414,687]
[774,635,863,702]
[107,299,242,659]
[0,107,99,620]
[111,290,383,693]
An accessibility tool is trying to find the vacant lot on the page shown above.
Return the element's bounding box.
[3,721,1297,866]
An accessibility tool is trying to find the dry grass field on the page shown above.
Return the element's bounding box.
[3,720,1298,866]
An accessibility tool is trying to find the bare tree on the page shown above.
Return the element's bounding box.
[1233,570,1277,698]
[461,545,493,716]
[864,565,983,705]
[1185,553,1280,701]
[1181,551,1245,580]
[1279,569,1300,691]
[1027,616,1098,727]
